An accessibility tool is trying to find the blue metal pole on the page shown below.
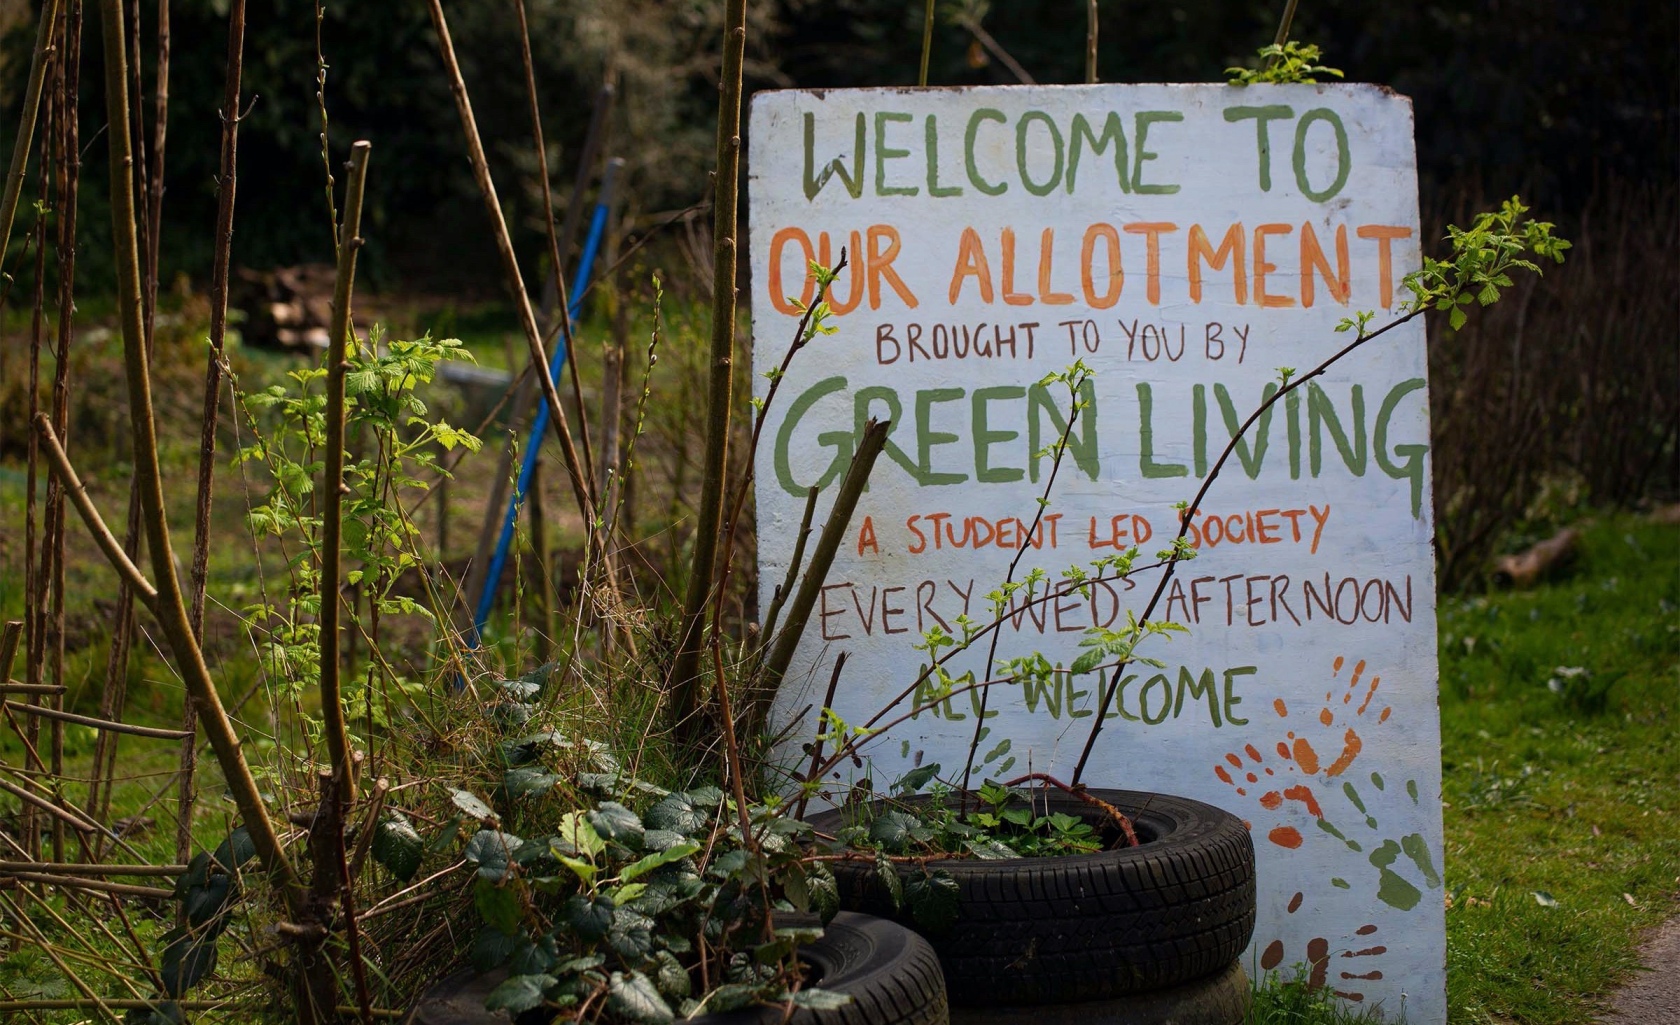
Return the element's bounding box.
[471,161,620,644]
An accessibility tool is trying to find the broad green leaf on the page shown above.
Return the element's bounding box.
[503,767,563,799]
[474,877,524,934]
[874,852,904,910]
[646,792,709,834]
[471,927,521,971]
[607,970,674,1024]
[653,949,691,1000]
[563,893,616,942]
[555,811,605,858]
[893,762,942,794]
[509,933,560,975]
[642,829,687,852]
[1070,648,1107,676]
[607,908,655,960]
[701,983,760,1014]
[211,828,256,873]
[450,789,496,822]
[868,811,920,853]
[465,830,523,881]
[610,882,648,904]
[484,973,555,1014]
[182,874,233,929]
[906,870,961,935]
[589,802,645,846]
[963,837,1019,860]
[159,929,217,997]
[371,813,424,882]
[808,862,840,924]
[793,988,853,1010]
[619,841,701,883]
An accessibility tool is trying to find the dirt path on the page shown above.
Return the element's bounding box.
[1603,916,1680,1022]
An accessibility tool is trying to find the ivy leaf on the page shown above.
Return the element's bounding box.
[484,973,556,1014]
[371,813,424,882]
[607,970,674,1024]
[123,1002,184,1025]
[465,830,523,881]
[450,789,496,823]
[182,874,234,929]
[906,870,961,935]
[793,988,854,1010]
[589,802,645,846]
[563,893,616,942]
[210,828,256,874]
[619,842,701,883]
[159,929,218,997]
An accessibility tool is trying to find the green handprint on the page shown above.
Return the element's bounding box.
[1316,773,1441,911]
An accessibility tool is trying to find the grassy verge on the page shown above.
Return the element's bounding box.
[1440,513,1678,1023]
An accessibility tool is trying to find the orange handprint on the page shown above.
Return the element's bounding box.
[1214,655,1393,851]
[1257,891,1388,1002]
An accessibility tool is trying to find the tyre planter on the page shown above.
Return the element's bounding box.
[806,789,1255,1010]
[947,961,1251,1025]
[409,912,949,1025]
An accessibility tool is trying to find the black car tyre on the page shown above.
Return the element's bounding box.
[807,789,1255,1007]
[948,960,1251,1025]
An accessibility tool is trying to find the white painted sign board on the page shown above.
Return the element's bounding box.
[750,84,1443,1022]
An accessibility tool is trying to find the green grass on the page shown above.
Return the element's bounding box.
[1440,514,1679,1023]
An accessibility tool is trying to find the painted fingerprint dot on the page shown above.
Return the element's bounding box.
[1273,698,1289,717]
[1371,772,1386,791]
[1261,941,1285,970]
[1331,877,1351,889]
[1407,780,1420,803]
[1333,655,1345,673]
[1320,707,1335,725]
[1288,892,1305,913]
[1356,924,1379,936]
[1379,707,1392,723]
[1259,792,1283,810]
[1268,826,1304,849]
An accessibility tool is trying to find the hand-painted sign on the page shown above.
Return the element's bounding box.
[750,84,1443,1022]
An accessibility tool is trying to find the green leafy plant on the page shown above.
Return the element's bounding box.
[235,329,479,726]
[455,779,847,1022]
[1227,41,1344,85]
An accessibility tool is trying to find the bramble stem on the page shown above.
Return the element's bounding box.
[320,140,371,807]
